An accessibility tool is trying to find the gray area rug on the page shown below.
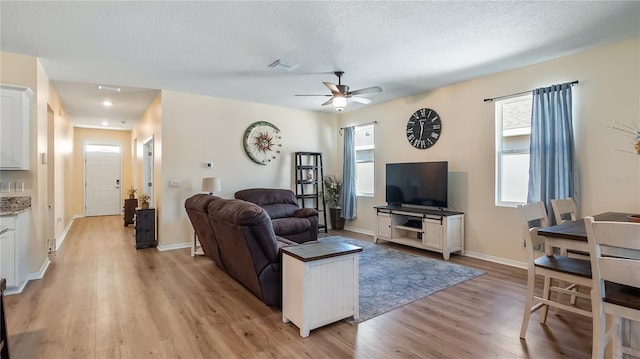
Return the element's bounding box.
[317,236,484,324]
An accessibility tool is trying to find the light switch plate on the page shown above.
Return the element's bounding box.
[168,180,181,188]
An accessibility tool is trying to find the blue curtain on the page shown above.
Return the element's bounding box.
[527,83,579,224]
[341,126,357,220]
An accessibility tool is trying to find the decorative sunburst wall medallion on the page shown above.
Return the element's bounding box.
[243,121,282,165]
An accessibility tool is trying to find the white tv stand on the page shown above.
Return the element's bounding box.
[374,205,464,260]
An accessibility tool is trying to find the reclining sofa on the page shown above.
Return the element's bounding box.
[234,188,318,243]
[185,193,299,306]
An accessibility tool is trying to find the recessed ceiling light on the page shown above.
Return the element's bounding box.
[268,59,298,71]
[103,101,113,107]
[102,121,109,126]
[98,85,121,92]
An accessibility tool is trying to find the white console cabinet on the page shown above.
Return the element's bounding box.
[374,206,464,260]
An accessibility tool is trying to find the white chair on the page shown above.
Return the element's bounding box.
[517,201,593,339]
[550,197,577,225]
[585,217,640,359]
[551,197,588,304]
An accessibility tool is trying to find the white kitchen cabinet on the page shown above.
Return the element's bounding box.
[0,211,29,291]
[0,85,32,170]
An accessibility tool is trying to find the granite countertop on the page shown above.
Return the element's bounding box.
[0,196,31,216]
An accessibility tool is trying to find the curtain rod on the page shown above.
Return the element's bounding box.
[340,120,377,130]
[483,80,579,103]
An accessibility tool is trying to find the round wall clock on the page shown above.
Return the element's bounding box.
[406,108,442,149]
[243,121,282,165]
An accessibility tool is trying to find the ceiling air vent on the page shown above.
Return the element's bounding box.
[268,59,298,72]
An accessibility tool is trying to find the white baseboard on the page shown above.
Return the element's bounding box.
[29,257,51,280]
[463,250,526,269]
[55,215,80,250]
[6,257,51,296]
[7,216,81,295]
[157,242,191,251]
[4,280,28,296]
[342,226,374,236]
[342,227,525,269]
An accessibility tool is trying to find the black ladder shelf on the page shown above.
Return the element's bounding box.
[294,152,327,233]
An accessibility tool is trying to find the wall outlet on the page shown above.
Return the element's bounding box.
[0,182,10,193]
[15,181,24,192]
[48,238,57,253]
[168,180,181,188]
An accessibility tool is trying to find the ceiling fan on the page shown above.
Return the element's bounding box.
[295,71,382,111]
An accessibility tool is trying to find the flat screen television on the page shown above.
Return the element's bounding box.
[385,161,448,209]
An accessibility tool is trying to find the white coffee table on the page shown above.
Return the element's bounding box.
[281,241,362,337]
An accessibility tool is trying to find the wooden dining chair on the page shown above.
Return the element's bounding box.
[551,197,589,303]
[517,201,593,339]
[550,197,577,225]
[585,216,640,359]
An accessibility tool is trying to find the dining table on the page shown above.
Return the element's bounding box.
[537,211,640,355]
[537,211,640,259]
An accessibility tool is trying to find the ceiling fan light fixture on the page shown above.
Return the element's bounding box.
[333,96,347,112]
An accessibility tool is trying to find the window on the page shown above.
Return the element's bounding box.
[86,144,121,153]
[495,94,532,207]
[354,124,375,196]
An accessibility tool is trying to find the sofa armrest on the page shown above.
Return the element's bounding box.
[293,207,318,218]
[276,236,298,247]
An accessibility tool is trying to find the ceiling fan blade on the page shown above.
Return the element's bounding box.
[323,82,340,93]
[349,86,383,96]
[350,96,372,104]
[321,98,334,106]
[295,94,332,97]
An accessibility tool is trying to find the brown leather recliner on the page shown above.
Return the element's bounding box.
[206,196,296,306]
[184,194,226,271]
[234,188,318,243]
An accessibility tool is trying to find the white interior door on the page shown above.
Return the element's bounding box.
[85,144,122,216]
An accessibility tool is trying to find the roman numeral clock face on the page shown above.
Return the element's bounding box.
[406,108,442,149]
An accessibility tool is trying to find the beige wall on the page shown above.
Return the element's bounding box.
[47,82,74,244]
[131,93,162,210]
[155,90,337,247]
[340,37,640,265]
[71,128,133,217]
[0,52,38,192]
[0,52,74,275]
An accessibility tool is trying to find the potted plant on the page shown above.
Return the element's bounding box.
[139,193,151,209]
[324,175,345,230]
[127,186,137,199]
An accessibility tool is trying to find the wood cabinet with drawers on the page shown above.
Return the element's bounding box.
[123,198,137,226]
[135,208,157,249]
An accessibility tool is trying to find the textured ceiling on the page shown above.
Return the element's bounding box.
[1,1,639,130]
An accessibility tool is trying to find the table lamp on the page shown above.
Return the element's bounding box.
[202,177,221,195]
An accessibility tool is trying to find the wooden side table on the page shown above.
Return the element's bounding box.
[135,208,157,249]
[281,242,362,337]
[191,232,204,257]
[123,198,137,227]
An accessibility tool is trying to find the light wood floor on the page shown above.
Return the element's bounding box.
[4,216,593,358]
